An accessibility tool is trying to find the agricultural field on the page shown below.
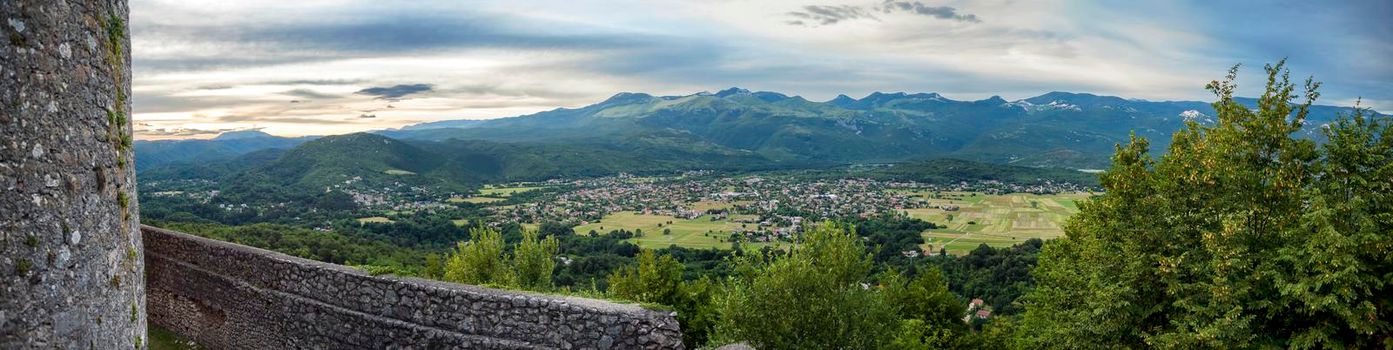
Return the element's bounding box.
[355,216,393,224]
[898,191,1096,255]
[447,196,504,204]
[572,211,771,250]
[479,185,544,197]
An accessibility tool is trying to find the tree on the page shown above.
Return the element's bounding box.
[1275,102,1392,347]
[884,266,964,327]
[444,226,513,286]
[607,250,718,347]
[712,223,898,349]
[608,249,684,303]
[882,265,969,349]
[514,229,559,291]
[422,253,444,279]
[1019,61,1392,348]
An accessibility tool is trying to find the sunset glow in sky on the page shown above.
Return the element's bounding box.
[131,0,1392,139]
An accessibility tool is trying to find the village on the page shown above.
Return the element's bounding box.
[470,173,1090,246]
[139,170,1093,249]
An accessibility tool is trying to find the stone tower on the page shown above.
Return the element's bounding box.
[1,0,143,348]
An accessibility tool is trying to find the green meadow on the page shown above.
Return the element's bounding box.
[573,211,771,250]
[479,185,544,197]
[899,191,1095,255]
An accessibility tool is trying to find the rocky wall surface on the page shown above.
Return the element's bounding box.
[0,0,144,348]
[143,225,684,349]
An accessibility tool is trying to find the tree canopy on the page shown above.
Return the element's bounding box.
[1020,61,1392,348]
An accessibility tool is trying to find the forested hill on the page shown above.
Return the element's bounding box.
[134,130,316,170]
[380,88,1377,169]
[142,132,801,193]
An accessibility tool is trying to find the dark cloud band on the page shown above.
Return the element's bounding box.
[787,1,980,26]
[355,84,433,101]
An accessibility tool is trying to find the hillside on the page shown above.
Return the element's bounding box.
[134,130,316,170]
[193,132,796,199]
[853,158,1101,186]
[382,88,1375,169]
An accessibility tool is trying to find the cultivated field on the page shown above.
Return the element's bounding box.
[447,196,505,204]
[572,211,771,250]
[479,185,544,197]
[899,191,1095,255]
[356,216,393,224]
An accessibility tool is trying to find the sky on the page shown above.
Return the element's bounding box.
[130,0,1393,139]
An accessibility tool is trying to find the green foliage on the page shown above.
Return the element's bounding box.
[147,325,201,350]
[422,253,445,279]
[441,226,563,291]
[607,249,721,347]
[14,259,30,275]
[1019,61,1393,348]
[514,229,559,290]
[882,265,972,349]
[608,250,684,303]
[356,265,404,276]
[852,213,936,267]
[883,266,964,328]
[712,223,899,349]
[862,158,1101,187]
[936,240,1042,316]
[444,226,514,286]
[1278,100,1393,348]
[152,221,425,273]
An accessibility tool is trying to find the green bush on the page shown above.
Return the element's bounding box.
[711,223,898,349]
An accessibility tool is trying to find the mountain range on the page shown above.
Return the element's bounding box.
[135,88,1378,189]
[376,88,1368,168]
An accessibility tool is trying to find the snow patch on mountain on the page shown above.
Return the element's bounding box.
[1179,110,1214,124]
[1039,100,1082,112]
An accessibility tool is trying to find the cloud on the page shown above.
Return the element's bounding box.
[130,11,664,72]
[787,5,878,26]
[880,1,980,23]
[359,113,377,119]
[214,115,358,125]
[270,79,369,86]
[282,88,340,99]
[354,84,433,101]
[786,1,980,26]
[137,127,241,137]
[128,0,1393,137]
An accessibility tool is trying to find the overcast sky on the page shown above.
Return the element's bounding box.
[130,0,1392,139]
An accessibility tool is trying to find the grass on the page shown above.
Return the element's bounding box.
[448,196,504,204]
[900,192,1094,255]
[479,185,543,197]
[572,211,772,250]
[689,200,733,212]
[148,325,200,350]
[356,216,393,224]
[451,219,470,227]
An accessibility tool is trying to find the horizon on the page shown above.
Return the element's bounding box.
[139,87,1386,140]
[132,0,1392,139]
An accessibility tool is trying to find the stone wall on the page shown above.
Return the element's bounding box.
[1,0,144,348]
[143,226,685,349]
